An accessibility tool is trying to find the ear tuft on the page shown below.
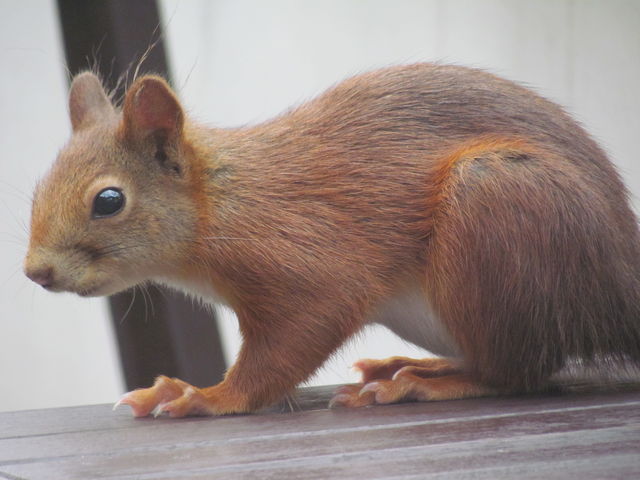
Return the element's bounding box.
[69,72,114,131]
[121,76,184,144]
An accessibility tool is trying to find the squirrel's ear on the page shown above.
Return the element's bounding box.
[69,72,114,131]
[121,76,184,145]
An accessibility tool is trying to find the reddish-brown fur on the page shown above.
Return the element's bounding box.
[25,64,640,416]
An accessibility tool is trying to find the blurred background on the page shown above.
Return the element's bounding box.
[1,0,639,412]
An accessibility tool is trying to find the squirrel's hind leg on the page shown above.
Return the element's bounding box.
[353,356,461,383]
[329,357,492,408]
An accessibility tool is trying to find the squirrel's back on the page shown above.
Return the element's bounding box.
[220,63,627,226]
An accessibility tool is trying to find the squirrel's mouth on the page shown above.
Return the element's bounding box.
[76,277,132,297]
[77,282,115,297]
[75,280,109,297]
[78,286,100,297]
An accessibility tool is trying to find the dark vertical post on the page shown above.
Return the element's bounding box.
[56,0,227,390]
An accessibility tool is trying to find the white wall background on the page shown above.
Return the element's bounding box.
[1,0,638,411]
[0,1,123,412]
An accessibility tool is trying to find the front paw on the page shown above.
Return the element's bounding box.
[154,386,214,418]
[115,377,249,418]
[115,376,216,418]
[114,375,185,417]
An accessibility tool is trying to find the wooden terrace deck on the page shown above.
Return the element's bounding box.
[1,384,639,479]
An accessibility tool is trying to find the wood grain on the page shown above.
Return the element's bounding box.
[0,385,639,479]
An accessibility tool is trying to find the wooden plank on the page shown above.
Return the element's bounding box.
[1,425,637,479]
[2,404,637,478]
[0,386,638,479]
[0,384,635,440]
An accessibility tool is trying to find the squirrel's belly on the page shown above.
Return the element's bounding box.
[370,287,461,358]
[160,274,460,357]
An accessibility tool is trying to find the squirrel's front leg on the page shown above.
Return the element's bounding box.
[117,308,355,417]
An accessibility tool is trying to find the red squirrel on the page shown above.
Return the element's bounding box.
[24,64,640,417]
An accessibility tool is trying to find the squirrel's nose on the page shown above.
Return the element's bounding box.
[25,266,54,289]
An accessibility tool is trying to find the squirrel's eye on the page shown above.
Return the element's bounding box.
[92,188,125,218]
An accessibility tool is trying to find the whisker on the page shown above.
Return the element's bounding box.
[0,199,30,242]
[283,393,299,413]
[87,239,161,259]
[149,284,158,317]
[0,179,32,204]
[77,235,260,263]
[19,218,30,236]
[30,282,36,318]
[118,286,137,325]
[1,264,24,290]
[153,284,170,303]
[136,284,149,324]
[15,276,32,296]
[202,236,258,241]
[142,283,153,321]
[0,237,28,246]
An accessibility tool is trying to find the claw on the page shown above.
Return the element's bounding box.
[152,403,168,418]
[112,397,123,411]
[328,383,377,408]
[360,381,381,395]
[360,380,401,404]
[115,391,156,417]
[328,394,351,409]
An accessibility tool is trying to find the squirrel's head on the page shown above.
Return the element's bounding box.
[24,72,199,296]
